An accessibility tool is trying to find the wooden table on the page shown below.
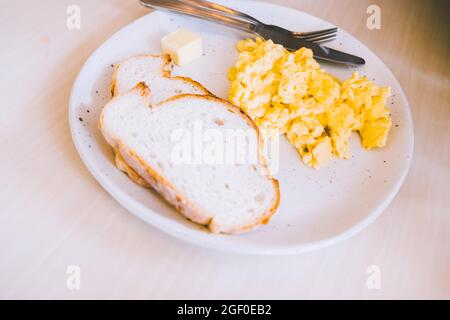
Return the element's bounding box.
[1,0,449,299]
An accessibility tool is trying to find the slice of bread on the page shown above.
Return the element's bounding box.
[111,54,210,103]
[111,54,212,186]
[100,83,280,234]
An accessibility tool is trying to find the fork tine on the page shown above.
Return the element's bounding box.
[308,34,337,43]
[297,27,338,38]
[300,29,337,40]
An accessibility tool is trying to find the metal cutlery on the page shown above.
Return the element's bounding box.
[140,0,365,65]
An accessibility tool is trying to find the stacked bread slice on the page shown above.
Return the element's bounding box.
[111,54,211,187]
[100,54,279,234]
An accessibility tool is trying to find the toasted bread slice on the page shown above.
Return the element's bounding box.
[111,54,210,101]
[100,83,280,234]
[111,54,211,185]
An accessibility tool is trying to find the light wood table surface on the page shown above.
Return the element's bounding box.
[1,0,449,299]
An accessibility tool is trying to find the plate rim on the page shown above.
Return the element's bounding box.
[68,0,414,255]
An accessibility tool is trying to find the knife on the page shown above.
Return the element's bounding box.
[256,25,365,65]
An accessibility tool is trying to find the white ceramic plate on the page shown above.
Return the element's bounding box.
[69,0,413,255]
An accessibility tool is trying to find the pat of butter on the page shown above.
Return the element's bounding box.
[161,29,203,66]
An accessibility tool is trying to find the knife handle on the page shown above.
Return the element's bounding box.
[179,0,263,25]
[139,0,257,33]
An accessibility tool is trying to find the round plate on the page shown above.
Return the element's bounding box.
[69,0,413,255]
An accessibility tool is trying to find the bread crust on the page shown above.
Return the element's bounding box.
[101,82,280,234]
[115,151,150,188]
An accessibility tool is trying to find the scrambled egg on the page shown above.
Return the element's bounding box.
[229,38,391,168]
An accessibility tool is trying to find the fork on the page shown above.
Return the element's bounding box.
[141,0,337,44]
